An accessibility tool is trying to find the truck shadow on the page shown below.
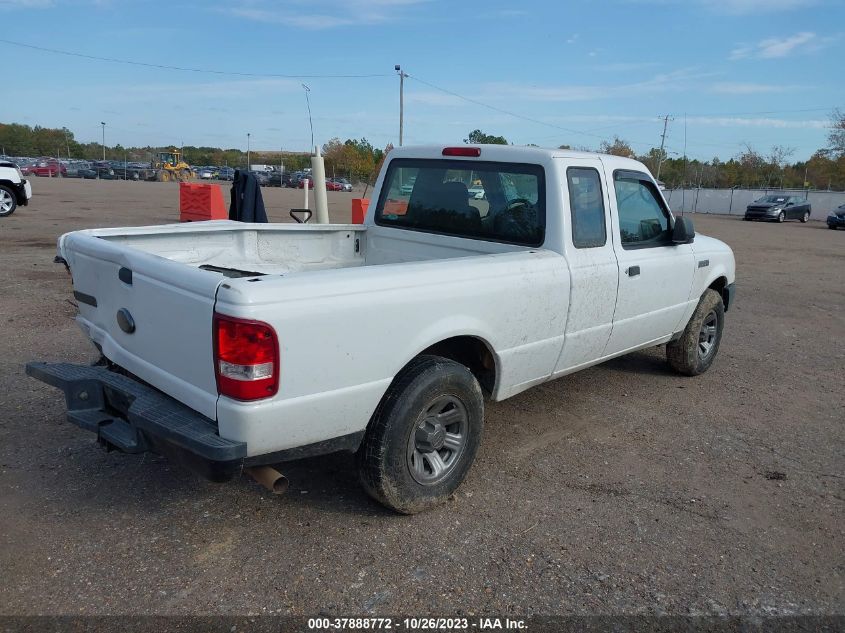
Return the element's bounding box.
[599,348,675,377]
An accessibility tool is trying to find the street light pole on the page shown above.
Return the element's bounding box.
[100,122,106,161]
[247,133,251,170]
[395,65,407,146]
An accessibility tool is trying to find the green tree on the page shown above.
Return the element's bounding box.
[464,130,508,145]
[599,136,635,158]
[828,108,845,158]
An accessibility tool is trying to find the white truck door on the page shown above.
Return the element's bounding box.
[553,159,619,374]
[604,168,695,356]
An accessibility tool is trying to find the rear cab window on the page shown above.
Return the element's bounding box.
[374,159,546,246]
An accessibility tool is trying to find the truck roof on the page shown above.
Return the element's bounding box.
[388,144,651,174]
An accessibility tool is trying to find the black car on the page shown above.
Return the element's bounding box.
[827,204,845,230]
[267,172,295,187]
[250,170,270,186]
[744,194,811,223]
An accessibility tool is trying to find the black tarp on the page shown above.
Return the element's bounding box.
[228,170,268,223]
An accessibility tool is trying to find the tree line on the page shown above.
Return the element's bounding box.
[2,108,844,189]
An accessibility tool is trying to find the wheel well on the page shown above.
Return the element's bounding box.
[708,276,729,310]
[418,336,497,395]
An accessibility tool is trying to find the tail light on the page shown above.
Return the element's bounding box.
[442,147,481,157]
[213,314,279,401]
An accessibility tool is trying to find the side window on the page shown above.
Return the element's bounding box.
[567,167,606,248]
[613,172,671,248]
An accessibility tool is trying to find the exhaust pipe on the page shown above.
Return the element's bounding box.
[245,466,289,495]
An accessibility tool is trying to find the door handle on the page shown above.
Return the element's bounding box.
[626,265,640,277]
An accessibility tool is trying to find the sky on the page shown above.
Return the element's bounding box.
[2,0,843,161]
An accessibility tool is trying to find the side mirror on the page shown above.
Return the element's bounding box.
[672,216,695,244]
[786,202,794,207]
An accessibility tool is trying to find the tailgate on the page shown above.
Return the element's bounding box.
[61,232,223,419]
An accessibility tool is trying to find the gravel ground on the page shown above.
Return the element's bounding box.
[0,178,842,617]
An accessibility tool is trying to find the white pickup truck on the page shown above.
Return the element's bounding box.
[28,145,735,513]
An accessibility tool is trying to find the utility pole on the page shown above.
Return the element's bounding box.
[100,122,106,161]
[656,114,672,181]
[395,65,408,146]
[247,133,251,170]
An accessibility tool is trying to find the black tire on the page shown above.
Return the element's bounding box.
[777,211,785,223]
[357,355,484,514]
[666,289,725,376]
[0,185,17,217]
[801,211,810,223]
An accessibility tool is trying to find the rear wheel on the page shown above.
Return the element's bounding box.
[777,211,785,223]
[0,185,17,217]
[356,355,484,514]
[667,289,725,376]
[801,211,810,223]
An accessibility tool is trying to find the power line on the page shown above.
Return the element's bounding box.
[0,38,391,79]
[407,74,663,148]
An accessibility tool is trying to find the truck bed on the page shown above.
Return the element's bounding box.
[61,220,526,278]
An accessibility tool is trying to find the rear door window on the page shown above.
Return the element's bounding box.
[375,158,545,246]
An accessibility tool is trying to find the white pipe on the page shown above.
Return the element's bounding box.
[304,175,309,209]
[311,145,329,224]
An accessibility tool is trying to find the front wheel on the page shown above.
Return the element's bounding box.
[357,355,484,514]
[666,289,725,376]
[801,211,810,223]
[778,211,785,223]
[0,185,17,217]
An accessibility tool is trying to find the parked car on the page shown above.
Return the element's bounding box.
[827,204,845,230]
[64,161,92,178]
[27,145,736,514]
[332,178,353,192]
[218,167,235,181]
[250,170,270,186]
[297,176,315,189]
[198,167,216,180]
[267,172,294,188]
[0,160,32,217]
[744,194,811,223]
[325,179,342,192]
[22,158,67,178]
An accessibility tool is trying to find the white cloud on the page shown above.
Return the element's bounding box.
[729,31,831,59]
[224,0,429,29]
[709,82,794,94]
[628,0,818,14]
[566,34,579,44]
[699,0,816,13]
[482,68,713,103]
[0,0,55,7]
[686,116,828,129]
[407,91,466,107]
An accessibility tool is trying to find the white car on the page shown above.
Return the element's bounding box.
[27,145,736,513]
[0,160,32,217]
[468,185,485,200]
[198,168,215,180]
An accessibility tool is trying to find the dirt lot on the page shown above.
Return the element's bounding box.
[0,178,842,617]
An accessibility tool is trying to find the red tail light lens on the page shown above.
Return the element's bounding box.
[213,314,279,401]
[442,147,481,157]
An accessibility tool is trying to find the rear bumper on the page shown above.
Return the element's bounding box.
[25,362,247,482]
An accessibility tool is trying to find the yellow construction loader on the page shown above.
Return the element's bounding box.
[152,150,194,182]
